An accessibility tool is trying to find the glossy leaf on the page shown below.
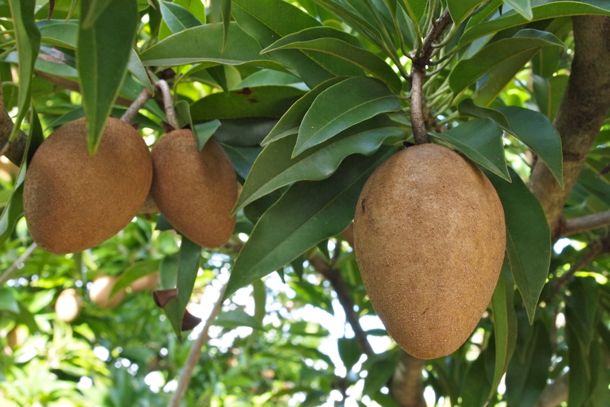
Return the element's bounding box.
[262,77,345,146]
[295,77,401,156]
[460,1,610,45]
[533,74,568,121]
[215,309,262,330]
[430,118,510,181]
[263,37,401,93]
[7,0,40,141]
[503,0,533,20]
[498,106,563,186]
[450,29,563,95]
[159,1,200,33]
[127,50,154,91]
[489,264,518,399]
[39,20,77,48]
[190,86,304,121]
[78,0,138,153]
[236,121,403,210]
[447,0,486,25]
[141,23,265,66]
[488,169,551,324]
[194,120,221,151]
[458,99,509,127]
[226,149,394,297]
[237,70,302,89]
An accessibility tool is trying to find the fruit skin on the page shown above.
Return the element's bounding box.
[55,288,83,322]
[24,118,153,254]
[151,130,237,248]
[353,144,506,360]
[89,275,125,309]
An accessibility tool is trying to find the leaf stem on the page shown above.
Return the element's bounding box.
[156,79,179,130]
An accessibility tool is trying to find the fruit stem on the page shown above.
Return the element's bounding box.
[156,79,180,130]
[120,88,151,124]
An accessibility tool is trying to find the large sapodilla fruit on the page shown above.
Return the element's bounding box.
[24,118,152,253]
[354,143,506,359]
[151,130,237,248]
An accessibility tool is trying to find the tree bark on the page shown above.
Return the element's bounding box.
[391,352,426,407]
[530,16,610,234]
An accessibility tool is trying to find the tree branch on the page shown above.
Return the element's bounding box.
[168,280,227,407]
[0,243,38,286]
[310,254,374,356]
[156,79,179,130]
[560,211,610,236]
[391,351,426,407]
[530,17,610,234]
[121,88,152,124]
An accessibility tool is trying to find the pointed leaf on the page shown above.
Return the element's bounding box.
[488,169,551,324]
[7,0,40,141]
[263,37,401,93]
[295,77,401,155]
[498,106,563,186]
[449,29,563,95]
[447,0,486,25]
[430,118,510,181]
[262,77,345,145]
[503,0,533,20]
[226,149,394,297]
[78,0,138,153]
[141,23,266,66]
[236,121,404,210]
[159,1,200,33]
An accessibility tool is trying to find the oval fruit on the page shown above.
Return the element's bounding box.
[151,130,237,248]
[55,288,83,322]
[89,275,125,309]
[353,144,506,359]
[24,118,152,253]
[130,272,160,292]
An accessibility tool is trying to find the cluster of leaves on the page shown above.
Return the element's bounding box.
[0,0,609,405]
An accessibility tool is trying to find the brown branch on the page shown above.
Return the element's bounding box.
[168,280,227,407]
[410,11,452,145]
[121,88,152,124]
[560,211,610,236]
[156,79,179,130]
[0,243,38,286]
[529,17,610,234]
[391,351,426,407]
[309,254,373,357]
[553,235,610,292]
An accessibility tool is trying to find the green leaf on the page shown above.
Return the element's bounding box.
[473,49,538,106]
[175,0,206,23]
[338,337,362,372]
[460,1,610,45]
[112,260,161,295]
[533,74,568,121]
[449,29,563,95]
[447,0,486,25]
[190,86,304,121]
[225,149,394,297]
[159,1,201,33]
[141,23,266,66]
[127,50,154,92]
[458,99,510,127]
[78,0,138,154]
[295,77,401,156]
[263,36,401,93]
[162,237,201,335]
[39,20,77,48]
[430,118,510,181]
[221,0,232,46]
[498,106,563,186]
[506,318,552,407]
[0,288,19,313]
[215,118,276,147]
[215,309,262,330]
[7,0,40,141]
[503,0,533,20]
[237,69,302,89]
[236,121,403,210]
[399,0,426,25]
[194,120,222,151]
[488,169,551,324]
[221,144,260,180]
[262,77,345,146]
[489,263,518,399]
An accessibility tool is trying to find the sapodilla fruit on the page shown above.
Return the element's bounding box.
[151,130,237,248]
[24,118,152,253]
[55,288,83,322]
[89,275,125,309]
[353,143,506,359]
[130,272,160,292]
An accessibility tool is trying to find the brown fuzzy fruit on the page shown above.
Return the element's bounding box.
[55,288,83,322]
[24,118,152,254]
[89,275,125,309]
[151,130,237,248]
[354,143,506,359]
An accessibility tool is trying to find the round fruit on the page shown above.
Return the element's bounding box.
[151,130,237,248]
[24,117,153,254]
[353,143,506,359]
[129,272,160,292]
[89,275,125,309]
[55,288,83,322]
